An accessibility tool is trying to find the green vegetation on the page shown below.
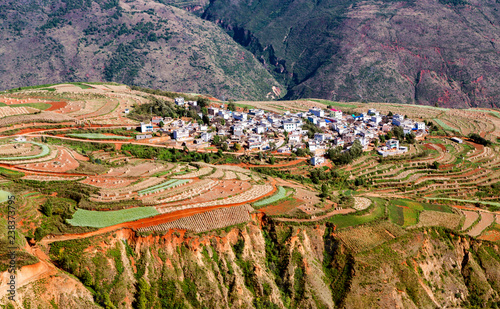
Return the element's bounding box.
[67,133,131,140]
[137,179,189,195]
[433,118,459,132]
[388,199,453,227]
[468,133,491,146]
[309,99,358,109]
[0,190,11,203]
[254,186,287,207]
[0,167,24,179]
[425,197,500,208]
[327,198,385,229]
[11,102,51,110]
[0,141,50,160]
[67,207,159,228]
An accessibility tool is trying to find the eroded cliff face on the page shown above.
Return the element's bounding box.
[4,215,500,308]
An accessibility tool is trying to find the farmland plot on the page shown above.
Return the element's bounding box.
[411,211,461,230]
[461,211,479,231]
[67,207,159,228]
[337,221,405,253]
[468,212,495,237]
[137,205,254,233]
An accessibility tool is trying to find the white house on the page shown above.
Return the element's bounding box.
[175,97,185,106]
[311,156,325,166]
[140,122,154,133]
[371,115,382,125]
[200,132,212,142]
[415,122,426,130]
[254,126,266,134]
[392,114,404,126]
[136,134,152,140]
[173,129,190,140]
[330,109,342,120]
[249,109,265,116]
[208,107,219,116]
[218,110,231,120]
[151,116,164,125]
[309,107,324,118]
[233,112,248,121]
[283,118,301,132]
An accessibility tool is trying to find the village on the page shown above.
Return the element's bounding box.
[137,97,428,165]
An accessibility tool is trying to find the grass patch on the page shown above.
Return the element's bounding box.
[67,133,131,140]
[327,198,385,229]
[137,179,189,195]
[11,103,51,110]
[0,141,50,160]
[425,197,500,208]
[67,207,159,228]
[433,118,459,132]
[254,186,287,207]
[388,204,404,226]
[308,99,358,109]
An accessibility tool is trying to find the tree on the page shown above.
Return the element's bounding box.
[202,114,210,125]
[350,139,363,158]
[234,143,242,151]
[159,120,164,128]
[391,126,404,142]
[388,111,393,117]
[221,143,228,151]
[320,184,329,198]
[432,161,440,169]
[269,156,275,165]
[220,118,225,125]
[405,132,416,144]
[41,200,53,216]
[227,101,236,111]
[197,97,210,108]
[201,107,208,115]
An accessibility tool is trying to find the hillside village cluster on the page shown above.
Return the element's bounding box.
[137,97,428,165]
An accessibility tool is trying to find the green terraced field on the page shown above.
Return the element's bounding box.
[0,190,12,203]
[67,133,132,140]
[425,197,500,208]
[328,198,384,229]
[433,118,459,132]
[12,103,51,110]
[309,99,358,109]
[138,179,189,195]
[0,141,50,160]
[388,199,454,227]
[254,186,287,207]
[67,207,159,228]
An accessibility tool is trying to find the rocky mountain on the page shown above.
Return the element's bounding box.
[8,214,500,308]
[0,0,283,100]
[202,0,500,108]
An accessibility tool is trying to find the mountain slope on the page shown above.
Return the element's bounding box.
[202,0,500,108]
[7,214,500,308]
[0,0,284,100]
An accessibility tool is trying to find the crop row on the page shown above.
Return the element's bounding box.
[138,179,190,195]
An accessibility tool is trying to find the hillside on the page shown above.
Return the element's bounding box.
[0,0,283,100]
[202,0,500,108]
[6,215,500,308]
